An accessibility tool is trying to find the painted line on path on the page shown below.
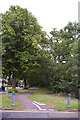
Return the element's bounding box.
[32,102,46,111]
[33,101,46,105]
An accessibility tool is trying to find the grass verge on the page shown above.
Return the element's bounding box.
[15,88,29,95]
[2,95,23,110]
[1,88,30,109]
[3,88,30,96]
[28,88,78,111]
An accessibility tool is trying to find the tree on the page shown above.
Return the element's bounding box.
[1,5,48,88]
[49,22,78,92]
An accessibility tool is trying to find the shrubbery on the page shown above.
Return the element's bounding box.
[23,87,28,89]
[4,84,8,87]
[8,89,18,93]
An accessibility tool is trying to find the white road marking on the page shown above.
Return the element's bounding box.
[33,101,46,106]
[32,102,46,111]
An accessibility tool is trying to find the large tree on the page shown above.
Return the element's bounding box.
[49,22,78,92]
[1,5,47,88]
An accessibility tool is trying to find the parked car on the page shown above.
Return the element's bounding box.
[8,85,12,87]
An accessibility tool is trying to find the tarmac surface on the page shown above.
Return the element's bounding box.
[1,111,79,119]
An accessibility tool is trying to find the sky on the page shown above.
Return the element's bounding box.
[0,0,79,34]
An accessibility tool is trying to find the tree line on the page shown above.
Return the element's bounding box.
[1,5,79,93]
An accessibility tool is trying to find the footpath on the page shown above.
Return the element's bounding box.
[8,87,54,111]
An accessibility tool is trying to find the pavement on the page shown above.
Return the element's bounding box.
[0,111,79,119]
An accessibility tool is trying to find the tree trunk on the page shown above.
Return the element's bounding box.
[24,79,26,87]
[12,71,16,88]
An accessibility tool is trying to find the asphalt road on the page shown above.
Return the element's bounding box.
[0,111,79,120]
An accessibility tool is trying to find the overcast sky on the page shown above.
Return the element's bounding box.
[0,0,79,34]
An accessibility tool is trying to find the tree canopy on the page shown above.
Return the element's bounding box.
[1,5,48,88]
[1,5,79,92]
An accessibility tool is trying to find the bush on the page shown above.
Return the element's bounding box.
[23,86,28,89]
[4,84,8,87]
[8,88,18,93]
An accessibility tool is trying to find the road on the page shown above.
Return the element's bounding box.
[0,111,79,120]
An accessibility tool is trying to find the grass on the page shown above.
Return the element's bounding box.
[2,95,23,110]
[28,88,78,111]
[0,95,2,107]
[3,88,30,96]
[15,88,29,95]
[1,88,30,109]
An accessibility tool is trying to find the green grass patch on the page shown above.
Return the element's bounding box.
[2,95,23,110]
[0,95,2,107]
[28,88,78,111]
[1,88,31,109]
[15,88,30,95]
[8,88,18,93]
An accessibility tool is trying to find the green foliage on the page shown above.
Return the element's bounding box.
[23,86,28,89]
[1,5,48,88]
[4,84,8,87]
[8,88,18,93]
[1,5,79,93]
[49,22,78,93]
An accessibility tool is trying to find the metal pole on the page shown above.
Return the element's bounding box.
[67,94,71,108]
[11,92,15,106]
[6,87,8,96]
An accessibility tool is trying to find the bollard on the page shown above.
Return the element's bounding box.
[67,94,71,108]
[6,87,8,96]
[11,92,15,106]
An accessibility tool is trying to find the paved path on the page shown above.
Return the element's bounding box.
[8,87,54,111]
